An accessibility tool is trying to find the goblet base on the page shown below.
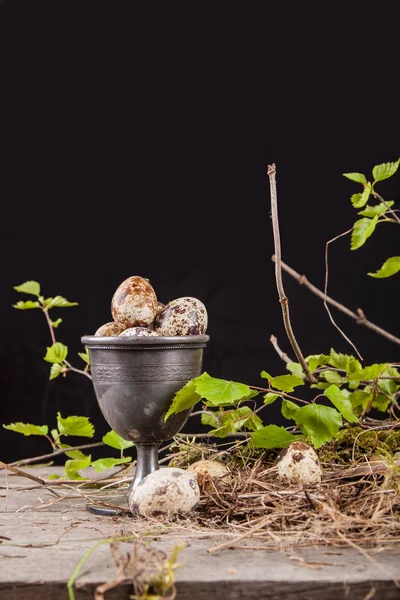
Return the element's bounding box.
[85,443,161,516]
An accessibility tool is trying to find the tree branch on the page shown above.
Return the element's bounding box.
[267,164,316,384]
[373,190,400,225]
[272,256,400,346]
[324,229,363,360]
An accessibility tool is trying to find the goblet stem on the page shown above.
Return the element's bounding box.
[129,443,160,492]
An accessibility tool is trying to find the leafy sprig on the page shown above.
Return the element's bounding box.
[12,280,91,380]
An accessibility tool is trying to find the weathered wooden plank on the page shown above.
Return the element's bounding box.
[1,466,400,599]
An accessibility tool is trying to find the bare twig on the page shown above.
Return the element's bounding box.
[325,228,363,360]
[0,461,61,497]
[269,334,292,363]
[3,442,105,469]
[272,257,400,346]
[267,164,315,384]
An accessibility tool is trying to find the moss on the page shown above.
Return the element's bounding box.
[316,425,400,465]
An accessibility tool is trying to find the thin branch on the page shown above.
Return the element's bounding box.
[267,164,315,384]
[373,190,400,225]
[325,229,363,360]
[272,257,400,346]
[269,334,292,363]
[41,299,92,380]
[5,441,105,468]
[0,461,61,497]
[64,364,92,380]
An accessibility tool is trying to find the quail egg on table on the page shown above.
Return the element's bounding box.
[273,441,322,485]
[153,297,208,336]
[111,275,158,328]
[129,467,200,519]
[119,327,158,337]
[94,321,126,336]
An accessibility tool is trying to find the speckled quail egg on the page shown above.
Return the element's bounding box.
[94,321,126,336]
[186,459,231,491]
[273,441,322,485]
[111,276,159,328]
[119,327,158,337]
[129,467,200,519]
[153,297,208,336]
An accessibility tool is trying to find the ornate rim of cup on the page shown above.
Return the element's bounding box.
[81,334,210,349]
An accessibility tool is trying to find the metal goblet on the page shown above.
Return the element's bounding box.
[81,334,209,516]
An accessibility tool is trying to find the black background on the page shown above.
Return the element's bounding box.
[0,1,399,463]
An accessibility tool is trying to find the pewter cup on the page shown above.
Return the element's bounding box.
[81,334,209,514]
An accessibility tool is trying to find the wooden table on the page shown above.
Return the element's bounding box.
[1,466,400,599]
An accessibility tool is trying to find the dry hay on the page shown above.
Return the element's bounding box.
[148,430,400,552]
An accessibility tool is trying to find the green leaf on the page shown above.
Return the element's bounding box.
[358,201,394,217]
[57,445,89,460]
[13,280,41,296]
[372,158,400,183]
[322,370,344,385]
[260,370,272,381]
[368,256,400,279]
[246,413,264,431]
[378,373,397,396]
[3,422,49,436]
[349,391,373,410]
[281,399,300,420]
[351,183,371,208]
[294,404,342,448]
[51,318,63,328]
[349,363,388,382]
[306,354,330,372]
[351,193,362,208]
[342,172,367,184]
[44,296,79,309]
[51,428,59,440]
[164,374,205,421]
[201,412,220,428]
[12,300,41,310]
[78,350,90,365]
[57,413,94,438]
[286,362,304,378]
[90,457,132,472]
[270,374,304,392]
[50,363,62,380]
[102,430,134,450]
[328,349,361,374]
[250,425,300,450]
[310,382,331,390]
[209,407,262,438]
[351,216,379,250]
[372,394,391,412]
[64,455,92,480]
[196,373,255,406]
[263,392,279,405]
[48,473,62,480]
[324,385,358,423]
[44,342,68,364]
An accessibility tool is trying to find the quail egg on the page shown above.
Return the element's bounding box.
[273,441,322,485]
[186,459,231,491]
[119,327,158,337]
[111,276,158,328]
[129,467,200,519]
[153,297,208,336]
[94,321,126,336]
